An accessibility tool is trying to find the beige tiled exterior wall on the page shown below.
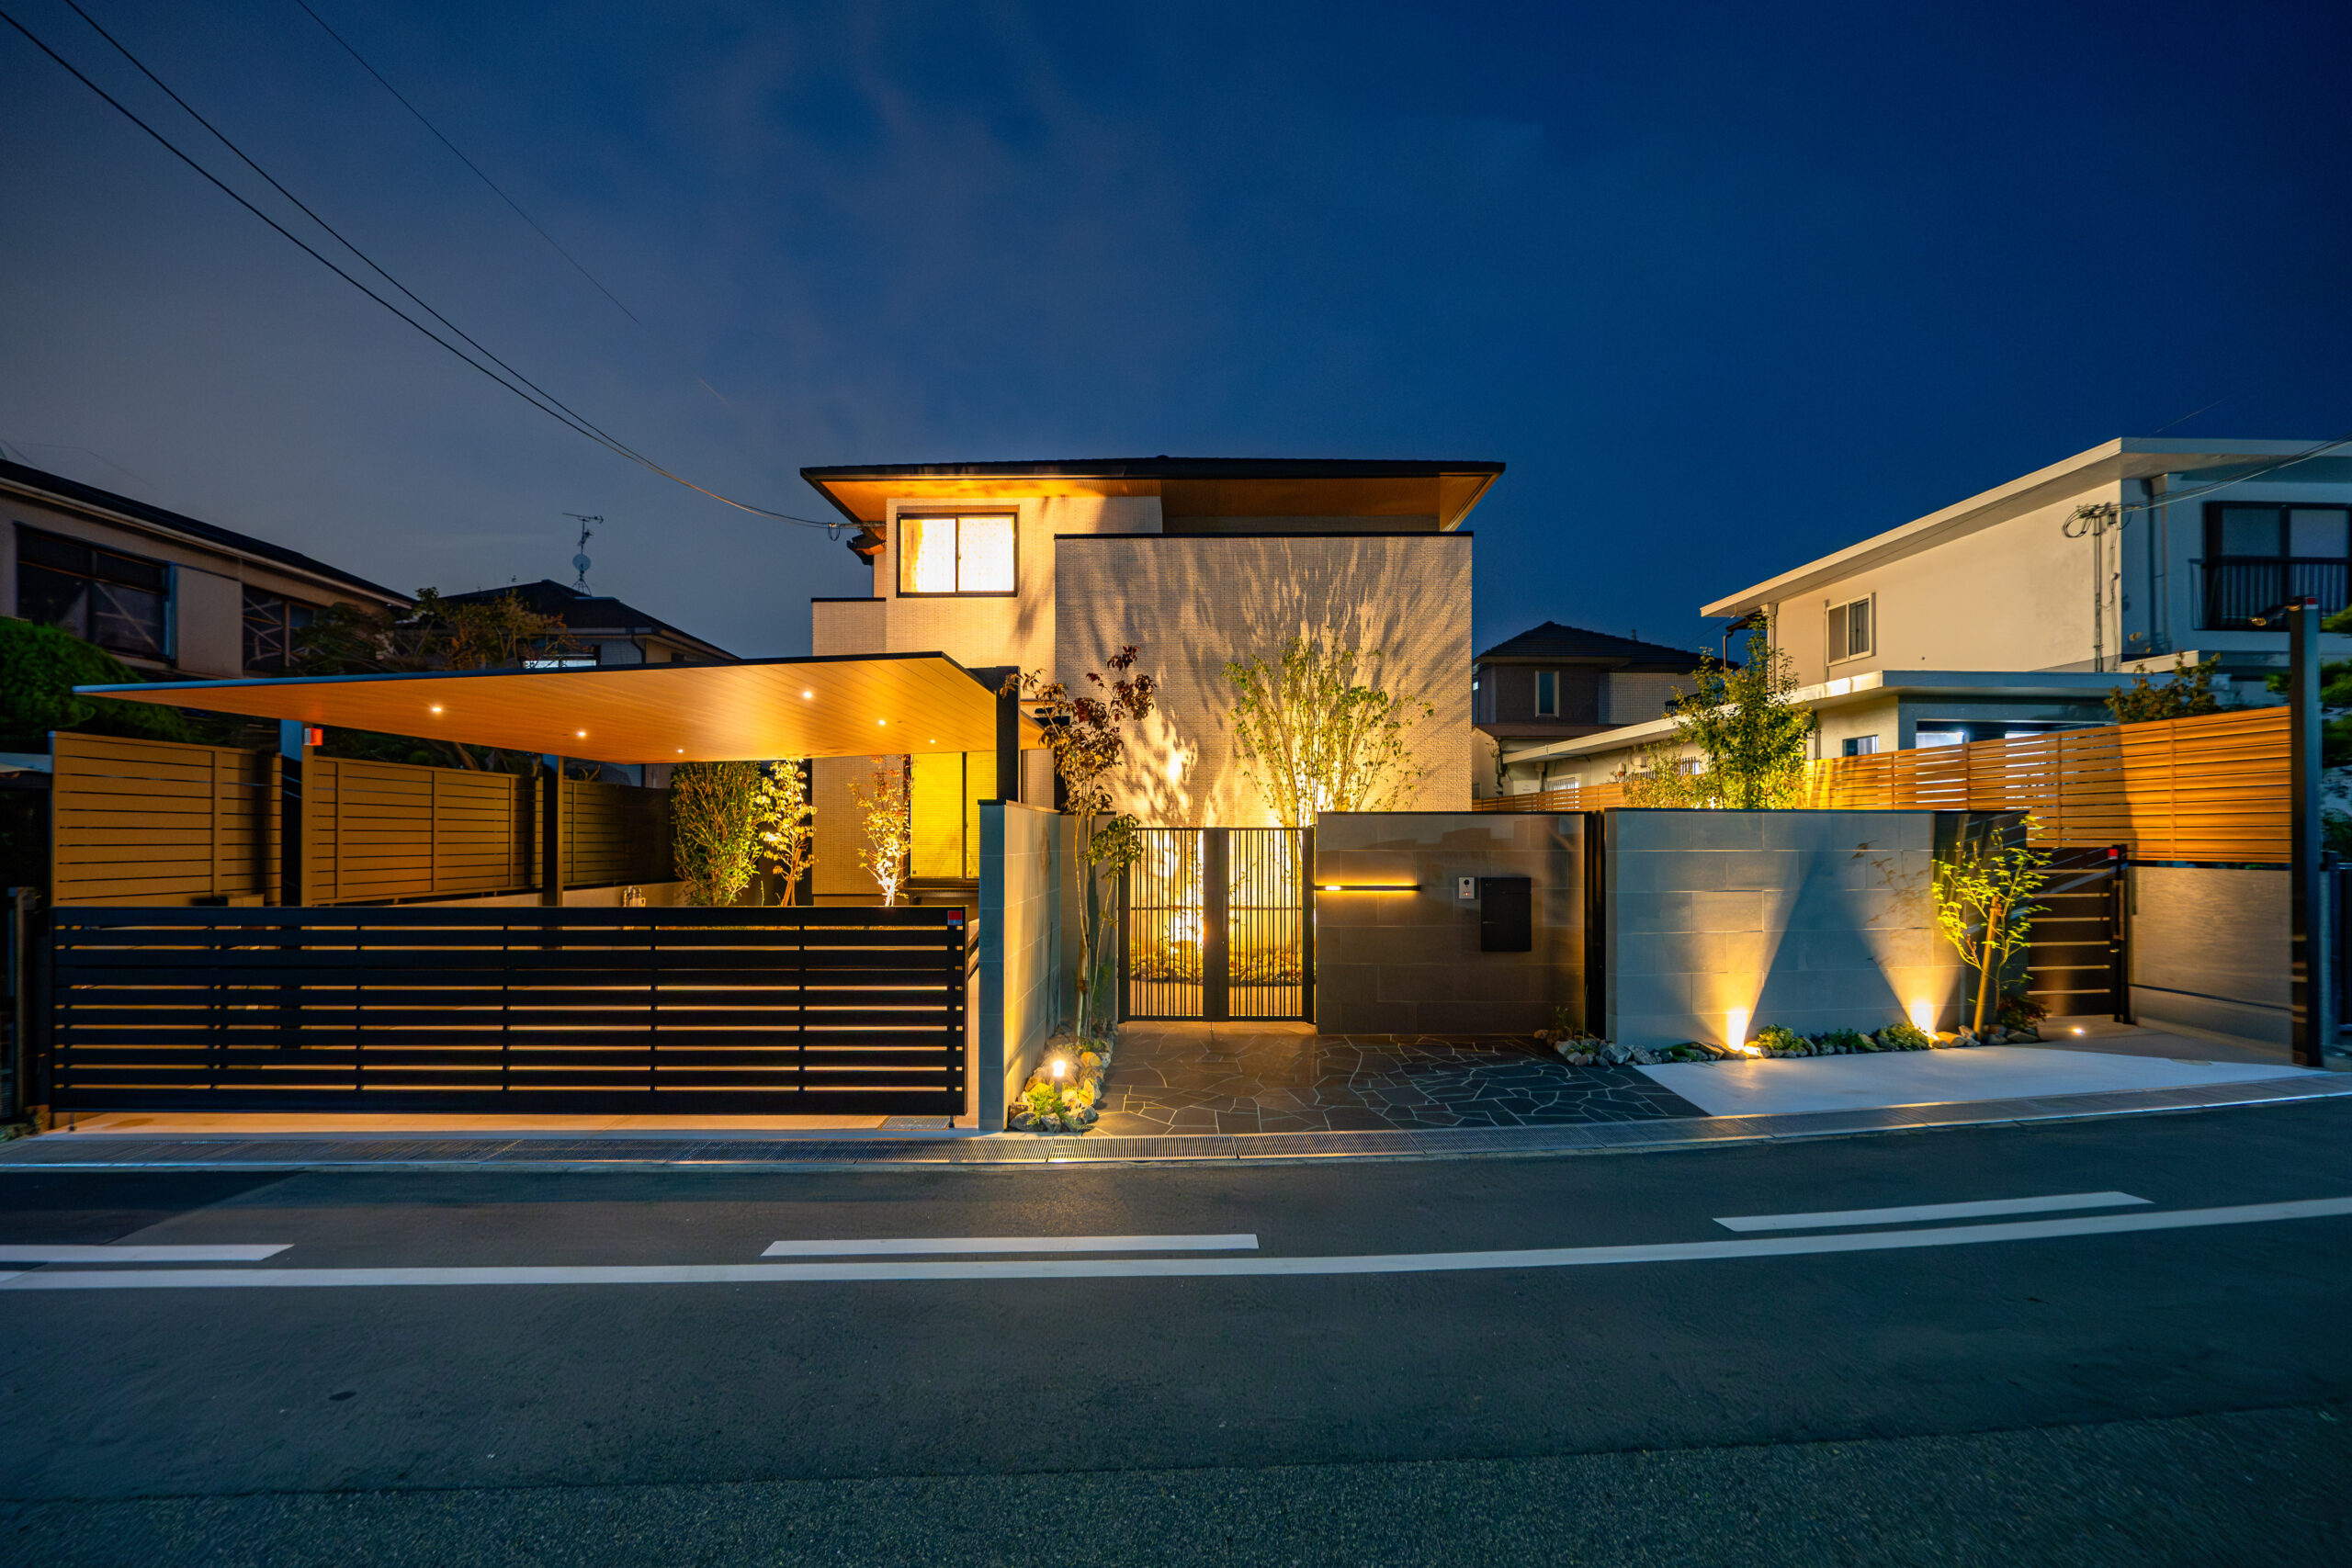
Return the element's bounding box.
[1055,533,1474,826]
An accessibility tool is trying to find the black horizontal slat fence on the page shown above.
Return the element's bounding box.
[51,906,967,1115]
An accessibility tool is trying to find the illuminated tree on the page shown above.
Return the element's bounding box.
[1002,647,1159,1043]
[1623,617,1815,808]
[854,755,911,908]
[671,761,763,907]
[1223,635,1431,826]
[751,759,814,903]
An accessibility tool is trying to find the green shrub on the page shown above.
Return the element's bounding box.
[1996,993,2047,1031]
[0,618,193,748]
[1880,1020,1931,1049]
[1754,1024,1802,1053]
[1820,1028,1873,1052]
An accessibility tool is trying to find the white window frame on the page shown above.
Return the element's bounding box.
[1826,593,1874,664]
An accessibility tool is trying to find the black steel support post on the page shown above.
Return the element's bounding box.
[2289,601,2335,1066]
[541,756,567,908]
[995,687,1021,805]
[277,718,305,906]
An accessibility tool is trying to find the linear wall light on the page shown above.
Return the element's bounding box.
[1316,884,1423,893]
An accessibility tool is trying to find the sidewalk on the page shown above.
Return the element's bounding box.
[6,1020,2346,1171]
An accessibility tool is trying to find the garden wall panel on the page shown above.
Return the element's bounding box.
[978,802,1066,1130]
[1312,812,1584,1034]
[1605,808,1963,1048]
[2127,865,2288,1050]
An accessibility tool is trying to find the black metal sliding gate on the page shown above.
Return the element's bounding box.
[48,906,967,1115]
[1121,828,1311,1021]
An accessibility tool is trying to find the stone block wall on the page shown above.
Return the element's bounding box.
[1313,812,1584,1035]
[1605,808,1962,1047]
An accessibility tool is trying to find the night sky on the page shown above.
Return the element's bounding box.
[3,0,2346,660]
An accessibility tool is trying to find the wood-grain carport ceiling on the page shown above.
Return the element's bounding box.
[79,654,1042,764]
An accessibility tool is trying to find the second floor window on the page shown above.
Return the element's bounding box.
[1828,595,1872,662]
[2202,502,2352,628]
[1534,669,1558,716]
[16,525,170,658]
[242,587,318,672]
[898,513,1016,595]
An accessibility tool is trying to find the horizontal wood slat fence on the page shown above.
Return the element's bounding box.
[564,778,674,890]
[51,741,674,906]
[1473,707,2290,863]
[49,906,968,1114]
[302,756,531,905]
[50,734,278,908]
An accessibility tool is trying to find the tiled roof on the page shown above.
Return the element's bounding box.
[1475,620,1716,668]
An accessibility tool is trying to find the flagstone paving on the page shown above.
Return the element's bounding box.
[1093,1022,1705,1136]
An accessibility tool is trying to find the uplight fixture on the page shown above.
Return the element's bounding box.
[1906,999,1937,1035]
[1050,1059,1068,1081]
[1726,1006,1751,1053]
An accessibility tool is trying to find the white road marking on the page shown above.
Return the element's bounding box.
[0,1245,291,1262]
[0,1197,2346,1291]
[1714,1191,2150,1233]
[762,1234,1260,1257]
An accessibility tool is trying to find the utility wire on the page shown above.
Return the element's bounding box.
[2,5,842,528]
[287,0,641,325]
[58,0,652,481]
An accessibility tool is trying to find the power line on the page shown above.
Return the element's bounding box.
[1,5,842,529]
[286,0,641,325]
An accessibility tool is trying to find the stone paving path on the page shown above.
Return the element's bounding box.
[1094,1022,1704,1135]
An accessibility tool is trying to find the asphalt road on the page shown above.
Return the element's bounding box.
[4,1100,2351,1565]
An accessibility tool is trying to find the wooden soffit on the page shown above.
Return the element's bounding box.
[818,477,1163,525]
[79,655,1043,764]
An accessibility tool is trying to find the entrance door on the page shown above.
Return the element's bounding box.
[1122,828,1311,1021]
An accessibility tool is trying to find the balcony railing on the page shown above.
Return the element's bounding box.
[2197,557,2350,630]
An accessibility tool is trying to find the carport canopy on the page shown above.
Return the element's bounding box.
[77,653,1044,763]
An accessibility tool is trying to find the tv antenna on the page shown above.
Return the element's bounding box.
[562,513,603,588]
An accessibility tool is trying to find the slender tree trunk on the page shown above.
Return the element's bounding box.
[1973,896,2005,1032]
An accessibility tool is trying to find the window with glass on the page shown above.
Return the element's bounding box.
[897,513,1016,595]
[1841,735,1880,756]
[1534,669,1559,716]
[242,587,319,672]
[1827,594,1872,662]
[15,525,170,658]
[2202,502,2352,627]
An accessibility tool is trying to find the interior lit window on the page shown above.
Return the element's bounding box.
[899,513,1015,595]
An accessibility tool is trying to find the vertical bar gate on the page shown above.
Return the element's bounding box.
[1121,828,1311,1021]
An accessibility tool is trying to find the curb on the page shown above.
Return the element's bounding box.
[1,1075,2348,1173]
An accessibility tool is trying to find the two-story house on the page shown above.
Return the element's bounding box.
[1494,437,2346,790]
[2,459,407,678]
[797,456,1498,901]
[438,580,738,668]
[1471,621,1718,797]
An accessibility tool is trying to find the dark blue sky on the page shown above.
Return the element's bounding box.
[3,0,2346,658]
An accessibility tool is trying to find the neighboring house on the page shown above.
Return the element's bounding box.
[799,455,1499,900]
[1,458,406,678]
[438,580,738,668]
[1498,436,2348,791]
[1472,621,1716,797]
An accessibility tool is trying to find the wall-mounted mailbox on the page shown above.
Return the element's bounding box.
[1478,875,1532,953]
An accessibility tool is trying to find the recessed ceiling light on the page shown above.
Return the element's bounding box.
[876,718,887,726]
[429,705,443,714]
[576,730,587,739]
[801,690,813,699]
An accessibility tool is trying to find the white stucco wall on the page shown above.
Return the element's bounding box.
[1055,533,1475,826]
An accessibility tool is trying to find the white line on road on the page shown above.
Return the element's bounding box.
[1714,1191,2150,1232]
[763,1234,1260,1257]
[2,1197,2346,1291]
[0,1245,290,1262]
